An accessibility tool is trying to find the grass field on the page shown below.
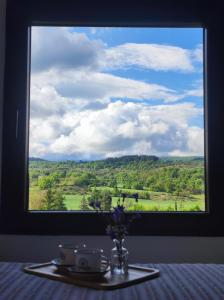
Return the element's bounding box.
[29,186,205,211]
[63,193,205,211]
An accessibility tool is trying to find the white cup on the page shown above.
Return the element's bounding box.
[58,243,86,265]
[74,248,108,272]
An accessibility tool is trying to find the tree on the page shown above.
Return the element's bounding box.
[101,190,112,211]
[109,176,117,188]
[41,189,67,210]
[80,195,90,210]
[74,173,97,187]
[38,173,60,190]
[88,189,112,211]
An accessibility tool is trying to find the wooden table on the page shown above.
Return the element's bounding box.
[0,262,224,299]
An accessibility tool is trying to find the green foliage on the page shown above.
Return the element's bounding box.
[88,189,112,210]
[41,189,67,210]
[73,173,97,187]
[188,205,202,211]
[101,190,112,210]
[38,173,60,189]
[29,188,46,210]
[146,166,204,195]
[166,205,175,211]
[128,203,145,211]
[80,195,90,210]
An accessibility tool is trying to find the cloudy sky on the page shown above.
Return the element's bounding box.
[29,27,204,161]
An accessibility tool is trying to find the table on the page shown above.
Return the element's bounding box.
[0,263,224,299]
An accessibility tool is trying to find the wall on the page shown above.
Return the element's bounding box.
[1,235,224,263]
[0,0,224,264]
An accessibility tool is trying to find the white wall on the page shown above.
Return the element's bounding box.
[0,0,224,264]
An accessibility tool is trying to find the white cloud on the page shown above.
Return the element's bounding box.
[181,80,203,99]
[31,27,202,74]
[29,100,204,159]
[102,43,195,72]
[184,87,203,98]
[192,44,203,63]
[29,27,204,160]
[31,69,182,108]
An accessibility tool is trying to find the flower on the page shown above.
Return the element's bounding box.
[89,199,95,208]
[95,200,101,209]
[90,191,141,241]
[112,205,124,223]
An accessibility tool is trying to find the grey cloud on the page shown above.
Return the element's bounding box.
[55,81,108,99]
[82,102,108,111]
[31,27,103,72]
[149,126,188,153]
[90,135,136,153]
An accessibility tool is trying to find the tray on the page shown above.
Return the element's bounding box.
[24,262,160,290]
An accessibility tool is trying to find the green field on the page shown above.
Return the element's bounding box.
[63,193,204,211]
[30,185,205,211]
[29,155,205,211]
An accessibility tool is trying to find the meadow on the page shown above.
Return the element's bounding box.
[63,193,204,211]
[29,155,205,212]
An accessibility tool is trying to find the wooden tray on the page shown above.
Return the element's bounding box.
[24,263,160,290]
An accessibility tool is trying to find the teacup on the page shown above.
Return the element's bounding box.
[73,248,108,272]
[58,243,86,265]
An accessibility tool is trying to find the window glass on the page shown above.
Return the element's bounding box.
[29,27,205,212]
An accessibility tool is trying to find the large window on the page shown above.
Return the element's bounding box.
[1,0,224,235]
[29,27,205,212]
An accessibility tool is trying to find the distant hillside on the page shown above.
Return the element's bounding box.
[28,155,203,169]
[76,155,159,168]
[29,157,47,162]
[160,156,204,162]
[105,155,159,163]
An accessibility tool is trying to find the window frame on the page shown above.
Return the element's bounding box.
[1,0,224,236]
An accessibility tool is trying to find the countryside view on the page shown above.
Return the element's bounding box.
[29,27,205,211]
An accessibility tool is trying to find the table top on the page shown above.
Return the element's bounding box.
[0,262,224,300]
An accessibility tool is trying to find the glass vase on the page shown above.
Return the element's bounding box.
[110,238,129,275]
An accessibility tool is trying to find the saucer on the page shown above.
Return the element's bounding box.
[68,265,110,277]
[51,258,109,277]
[51,258,74,268]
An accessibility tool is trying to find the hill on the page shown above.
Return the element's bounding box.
[29,157,47,162]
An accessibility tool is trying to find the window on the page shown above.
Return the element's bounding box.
[1,0,224,235]
[29,26,206,213]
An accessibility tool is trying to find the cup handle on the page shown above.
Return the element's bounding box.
[101,255,109,271]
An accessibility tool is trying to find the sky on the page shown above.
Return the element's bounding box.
[29,27,204,161]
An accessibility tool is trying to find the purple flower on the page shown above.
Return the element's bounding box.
[89,199,95,208]
[112,205,125,223]
[90,191,141,241]
[95,200,101,209]
[114,205,125,214]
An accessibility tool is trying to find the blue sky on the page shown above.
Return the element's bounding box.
[29,27,204,160]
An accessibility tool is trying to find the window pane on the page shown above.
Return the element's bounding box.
[28,27,205,212]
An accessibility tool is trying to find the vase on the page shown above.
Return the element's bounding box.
[110,238,129,275]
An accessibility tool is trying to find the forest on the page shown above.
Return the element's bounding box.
[29,155,205,212]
